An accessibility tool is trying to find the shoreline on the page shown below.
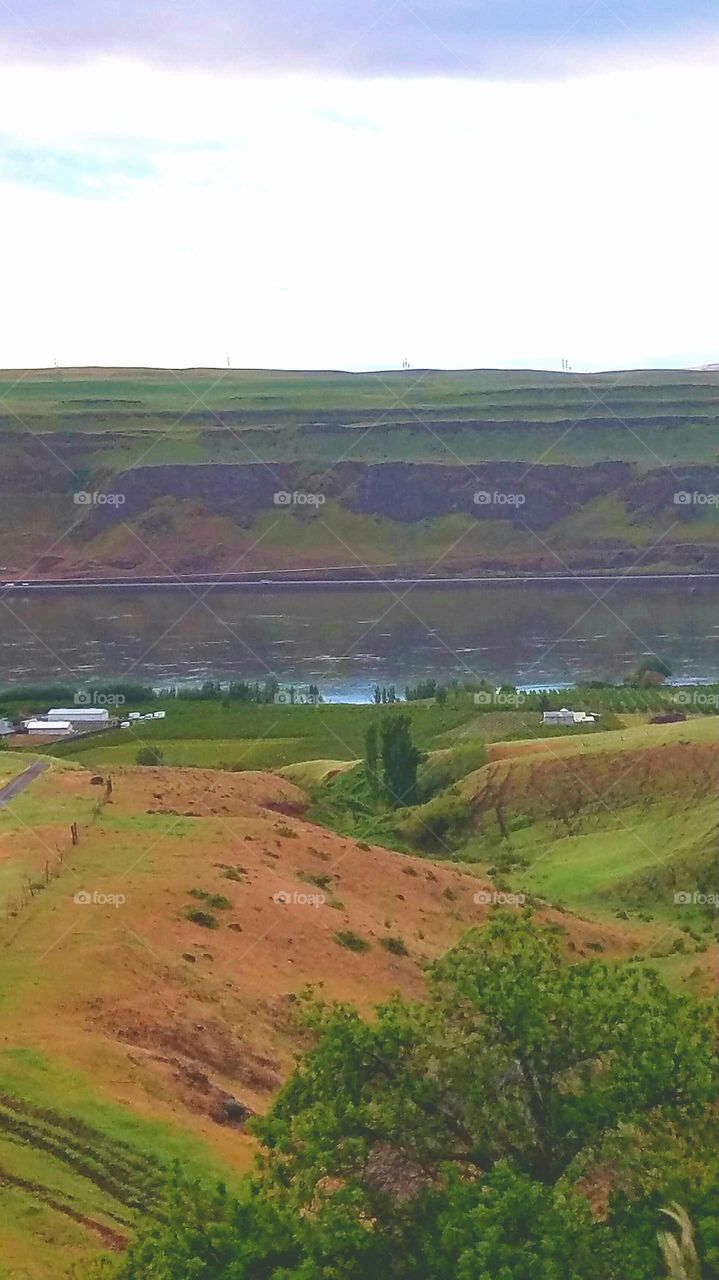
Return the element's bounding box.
[2,571,719,593]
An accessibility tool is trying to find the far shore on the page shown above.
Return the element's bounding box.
[2,570,719,593]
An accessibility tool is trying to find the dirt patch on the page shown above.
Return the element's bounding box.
[110,766,307,819]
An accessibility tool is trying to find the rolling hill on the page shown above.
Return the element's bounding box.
[0,697,716,1277]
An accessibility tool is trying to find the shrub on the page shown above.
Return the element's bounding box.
[397,791,472,851]
[334,930,370,953]
[220,866,246,882]
[184,908,219,929]
[136,746,165,766]
[189,889,231,910]
[380,935,408,956]
[299,872,332,890]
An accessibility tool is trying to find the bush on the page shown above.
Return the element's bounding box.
[380,935,409,956]
[334,930,370,953]
[184,908,219,929]
[299,872,333,890]
[397,791,472,851]
[188,889,231,910]
[136,746,165,766]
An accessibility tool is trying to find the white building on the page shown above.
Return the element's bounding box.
[47,707,110,723]
[542,708,596,727]
[25,719,73,734]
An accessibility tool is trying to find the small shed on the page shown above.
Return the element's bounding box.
[542,708,596,727]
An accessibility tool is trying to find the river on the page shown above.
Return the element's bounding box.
[0,579,717,701]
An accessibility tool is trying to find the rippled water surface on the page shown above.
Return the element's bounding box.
[0,580,717,699]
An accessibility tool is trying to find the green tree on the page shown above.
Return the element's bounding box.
[380,713,423,807]
[88,916,719,1280]
[258,913,715,1219]
[628,657,673,687]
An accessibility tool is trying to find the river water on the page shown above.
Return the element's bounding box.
[0,580,717,701]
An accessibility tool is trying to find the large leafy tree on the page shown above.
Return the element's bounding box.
[259,914,714,1191]
[94,915,718,1280]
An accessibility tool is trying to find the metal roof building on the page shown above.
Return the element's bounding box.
[25,719,73,734]
[47,707,110,722]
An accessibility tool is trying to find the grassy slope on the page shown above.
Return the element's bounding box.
[307,714,717,976]
[2,366,719,435]
[0,367,718,578]
[1,758,584,1277]
[454,718,718,952]
[0,705,716,1276]
[0,755,86,908]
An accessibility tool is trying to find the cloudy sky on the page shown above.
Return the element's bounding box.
[1,2,717,371]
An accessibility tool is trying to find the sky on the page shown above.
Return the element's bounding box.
[1,1,717,371]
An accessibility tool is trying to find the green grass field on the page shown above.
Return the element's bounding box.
[47,698,484,770]
[2,367,719,472]
[450,717,718,937]
[39,690,681,772]
[2,366,719,431]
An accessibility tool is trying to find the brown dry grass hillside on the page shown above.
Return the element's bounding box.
[0,752,715,1276]
[2,764,645,1146]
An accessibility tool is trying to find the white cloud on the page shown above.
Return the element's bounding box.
[0,59,717,370]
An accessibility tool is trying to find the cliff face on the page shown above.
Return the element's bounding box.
[1,452,718,578]
[75,457,714,530]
